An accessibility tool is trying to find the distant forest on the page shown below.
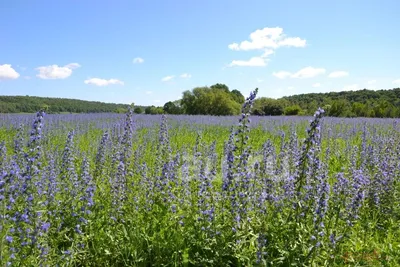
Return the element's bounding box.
[281,88,400,118]
[1,86,400,118]
[0,96,130,114]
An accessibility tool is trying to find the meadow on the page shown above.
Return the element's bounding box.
[0,90,400,266]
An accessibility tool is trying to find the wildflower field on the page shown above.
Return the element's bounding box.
[1,90,400,266]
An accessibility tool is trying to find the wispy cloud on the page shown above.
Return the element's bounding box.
[291,67,326,79]
[229,57,267,67]
[84,78,124,86]
[273,67,326,79]
[367,80,377,85]
[161,75,174,82]
[133,57,144,64]
[180,73,191,79]
[16,65,27,71]
[261,49,274,58]
[272,71,292,79]
[392,79,400,86]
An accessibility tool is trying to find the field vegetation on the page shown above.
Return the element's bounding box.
[0,89,400,266]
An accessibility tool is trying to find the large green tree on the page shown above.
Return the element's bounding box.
[230,89,245,104]
[181,85,241,115]
[163,101,183,114]
[210,83,230,93]
[133,107,143,114]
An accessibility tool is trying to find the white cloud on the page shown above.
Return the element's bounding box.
[272,67,325,79]
[288,86,295,90]
[392,79,400,86]
[36,63,80,79]
[272,71,292,79]
[65,63,80,69]
[180,73,191,79]
[84,78,124,86]
[153,100,161,103]
[277,37,307,47]
[0,64,20,80]
[228,27,306,51]
[228,57,267,67]
[228,43,240,50]
[328,71,349,78]
[145,91,153,94]
[227,27,305,68]
[257,78,263,83]
[161,75,175,82]
[291,66,326,79]
[367,80,376,85]
[342,84,359,91]
[261,49,274,58]
[133,57,144,64]
[312,83,321,87]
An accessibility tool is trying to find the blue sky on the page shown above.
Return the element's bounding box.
[1,0,399,105]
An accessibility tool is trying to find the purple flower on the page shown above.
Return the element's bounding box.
[40,222,50,232]
[6,236,13,243]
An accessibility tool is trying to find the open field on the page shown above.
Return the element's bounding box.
[1,95,400,266]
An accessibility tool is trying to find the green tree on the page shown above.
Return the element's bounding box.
[144,106,164,114]
[180,86,241,115]
[352,102,367,117]
[116,108,127,113]
[208,89,241,115]
[210,83,230,93]
[230,89,245,104]
[133,107,143,114]
[329,99,353,117]
[163,101,183,114]
[145,106,153,114]
[253,97,287,116]
[284,105,302,115]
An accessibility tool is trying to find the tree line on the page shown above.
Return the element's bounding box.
[0,95,131,114]
[1,86,400,118]
[144,84,400,118]
[281,88,400,117]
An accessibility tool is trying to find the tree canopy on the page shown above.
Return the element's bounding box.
[281,88,400,117]
[163,101,183,114]
[180,84,242,115]
[0,95,130,113]
[145,106,164,115]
